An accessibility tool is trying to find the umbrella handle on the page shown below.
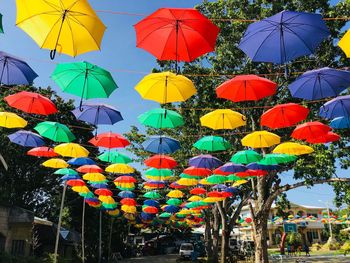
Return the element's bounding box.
[50,49,57,60]
[242,116,247,121]
[79,98,84,112]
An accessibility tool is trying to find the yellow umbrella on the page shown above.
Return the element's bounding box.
[198,178,211,185]
[135,71,196,104]
[16,0,106,59]
[71,186,90,193]
[105,164,134,174]
[54,143,89,158]
[167,190,184,198]
[82,173,106,182]
[232,180,248,187]
[107,209,120,217]
[241,131,280,148]
[114,182,135,188]
[0,112,27,128]
[200,109,246,130]
[202,197,222,203]
[338,30,350,57]
[42,158,68,168]
[188,195,203,202]
[98,196,116,204]
[273,142,314,156]
[121,205,137,214]
[176,178,198,187]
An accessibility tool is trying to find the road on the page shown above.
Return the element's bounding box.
[121,254,179,263]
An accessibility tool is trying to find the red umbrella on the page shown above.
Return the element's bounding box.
[143,206,158,214]
[207,191,222,198]
[291,121,331,140]
[183,166,212,177]
[120,198,137,206]
[236,169,268,177]
[144,182,165,189]
[216,75,277,102]
[134,8,219,63]
[190,187,207,195]
[307,132,340,144]
[94,188,113,196]
[4,91,57,115]
[114,176,136,183]
[27,147,58,157]
[261,103,309,129]
[89,132,130,148]
[77,165,103,174]
[169,182,187,189]
[67,179,85,187]
[221,192,233,198]
[213,168,231,175]
[85,199,100,206]
[144,154,177,169]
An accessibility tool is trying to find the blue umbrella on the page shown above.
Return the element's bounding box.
[141,212,155,220]
[218,163,247,173]
[60,174,81,181]
[8,130,45,147]
[142,136,180,154]
[238,10,330,64]
[72,103,123,126]
[225,187,240,194]
[164,205,179,213]
[212,184,227,190]
[90,183,108,189]
[118,191,135,198]
[0,51,38,85]
[330,116,350,129]
[246,162,280,171]
[189,154,223,169]
[319,95,350,119]
[68,157,96,166]
[144,200,160,207]
[288,68,350,100]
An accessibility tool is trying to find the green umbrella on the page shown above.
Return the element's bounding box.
[186,201,206,208]
[180,173,202,180]
[166,198,182,206]
[176,214,186,219]
[34,121,75,142]
[138,108,184,129]
[98,151,131,164]
[88,180,108,184]
[102,203,118,209]
[51,61,118,109]
[159,212,172,218]
[226,174,242,182]
[79,192,95,198]
[230,150,262,164]
[193,136,231,152]
[143,191,161,199]
[54,168,78,175]
[0,14,3,34]
[258,153,297,165]
[206,175,227,184]
[145,168,173,177]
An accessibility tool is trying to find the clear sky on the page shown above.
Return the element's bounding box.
[1,0,347,208]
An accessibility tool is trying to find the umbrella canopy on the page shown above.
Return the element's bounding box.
[189,154,222,169]
[330,117,350,129]
[216,163,247,174]
[54,168,77,176]
[0,112,27,128]
[42,158,68,169]
[0,51,38,85]
[121,198,137,206]
[138,108,184,129]
[98,151,131,164]
[291,121,331,141]
[238,10,330,64]
[338,29,350,57]
[258,154,297,165]
[16,0,106,59]
[106,164,135,174]
[54,143,89,158]
[176,178,198,186]
[142,136,180,154]
[77,165,103,173]
[134,8,219,62]
[114,176,137,183]
[188,195,203,202]
[144,155,177,169]
[144,200,160,207]
[190,188,206,195]
[246,162,280,171]
[143,191,161,199]
[319,95,350,119]
[34,121,75,142]
[167,190,184,198]
[273,142,314,156]
[200,109,246,130]
[67,179,85,187]
[241,131,280,148]
[307,131,340,144]
[216,75,277,102]
[67,157,95,166]
[193,136,231,152]
[89,132,130,149]
[118,191,135,199]
[288,68,350,100]
[226,174,243,182]
[4,91,57,115]
[8,130,45,147]
[166,198,182,206]
[83,173,106,182]
[230,150,262,164]
[164,205,179,213]
[207,175,227,184]
[145,168,173,177]
[159,212,172,219]
[261,103,309,129]
[121,205,137,214]
[143,206,158,214]
[135,72,196,104]
[183,167,211,177]
[61,174,81,181]
[169,182,187,189]
[27,146,58,157]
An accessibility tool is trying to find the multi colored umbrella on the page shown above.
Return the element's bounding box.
[241,131,280,148]
[261,103,309,129]
[138,108,184,129]
[0,51,38,85]
[72,104,123,126]
[0,112,27,128]
[238,10,330,64]
[319,95,350,119]
[54,143,89,158]
[200,109,246,130]
[16,0,106,59]
[291,121,331,141]
[142,136,181,154]
[189,154,222,169]
[4,91,57,115]
[98,151,131,164]
[89,132,130,149]
[135,72,196,104]
[330,117,350,129]
[193,136,231,152]
[216,75,277,102]
[273,142,314,156]
[230,150,262,164]
[42,158,68,169]
[144,155,177,169]
[34,121,75,143]
[8,130,45,147]
[27,146,58,157]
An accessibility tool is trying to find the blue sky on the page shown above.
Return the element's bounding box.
[1,0,347,208]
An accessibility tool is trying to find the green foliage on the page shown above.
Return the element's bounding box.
[286,232,302,247]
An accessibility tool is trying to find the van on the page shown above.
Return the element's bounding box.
[179,242,194,258]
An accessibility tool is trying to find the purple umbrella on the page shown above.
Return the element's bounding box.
[189,154,223,169]
[212,184,227,190]
[0,51,38,85]
[142,136,180,154]
[288,68,350,100]
[224,187,240,194]
[8,130,45,147]
[319,95,350,119]
[217,163,247,174]
[246,162,280,171]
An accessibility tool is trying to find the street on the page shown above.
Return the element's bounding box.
[121,254,179,263]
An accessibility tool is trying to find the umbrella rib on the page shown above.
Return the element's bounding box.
[65,16,77,57]
[40,15,65,49]
[282,24,314,54]
[250,28,279,62]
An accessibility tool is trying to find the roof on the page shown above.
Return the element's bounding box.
[242,202,326,212]
[34,216,53,226]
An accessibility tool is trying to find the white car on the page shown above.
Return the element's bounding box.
[179,242,194,258]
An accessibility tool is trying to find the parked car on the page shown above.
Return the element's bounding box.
[179,242,194,258]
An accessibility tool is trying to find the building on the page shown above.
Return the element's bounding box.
[238,202,326,247]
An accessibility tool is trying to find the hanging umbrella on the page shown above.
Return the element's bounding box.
[67,157,95,166]
[188,195,203,202]
[241,131,280,148]
[166,198,182,206]
[144,200,160,207]
[200,109,246,130]
[54,143,89,158]
[190,188,206,195]
[27,146,58,157]
[0,14,3,33]
[167,190,184,198]
[246,162,280,171]
[77,165,103,174]
[235,169,267,177]
[143,205,158,215]
[261,103,309,129]
[42,158,68,169]
[83,173,106,182]
[258,154,297,165]
[144,180,166,189]
[95,188,113,196]
[98,151,131,164]
[180,173,202,180]
[134,8,219,64]
[159,212,172,219]
[183,167,211,177]
[330,116,350,129]
[72,104,122,126]
[144,155,177,169]
[230,150,262,164]
[307,131,340,144]
[0,112,27,128]
[169,182,187,189]
[34,121,75,142]
[16,0,106,59]
[4,91,57,115]
[121,205,137,214]
[176,178,198,187]
[66,179,85,187]
[216,163,247,174]
[291,121,331,141]
[138,108,184,129]
[0,51,38,85]
[142,136,180,154]
[143,191,161,199]
[114,176,137,184]
[52,62,117,109]
[89,132,129,149]
[106,164,134,174]
[193,136,231,152]
[226,174,243,182]
[145,168,173,177]
[118,191,135,199]
[319,95,350,119]
[121,198,137,206]
[189,154,222,169]
[61,174,81,181]
[8,130,45,147]
[164,205,179,213]
[273,142,314,156]
[135,72,196,104]
[216,75,277,102]
[54,168,77,176]
[288,68,350,100]
[238,10,330,64]
[206,175,227,184]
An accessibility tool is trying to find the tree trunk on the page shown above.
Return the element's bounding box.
[204,210,214,261]
[220,223,230,263]
[253,213,269,263]
[211,206,220,263]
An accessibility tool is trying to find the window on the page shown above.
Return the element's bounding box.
[311,230,319,239]
[11,240,25,256]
